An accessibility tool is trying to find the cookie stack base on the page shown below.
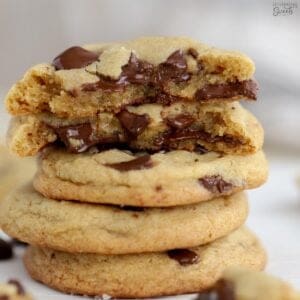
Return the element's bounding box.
[24,227,266,298]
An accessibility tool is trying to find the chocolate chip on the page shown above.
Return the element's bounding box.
[81,50,191,92]
[199,175,233,193]
[167,249,199,266]
[0,239,13,260]
[195,79,258,101]
[7,280,25,295]
[156,50,190,84]
[121,53,154,84]
[106,155,153,172]
[116,110,150,137]
[166,114,195,129]
[155,185,162,191]
[52,46,99,70]
[0,296,9,300]
[54,123,94,153]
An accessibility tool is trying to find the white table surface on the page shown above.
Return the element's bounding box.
[1,151,300,299]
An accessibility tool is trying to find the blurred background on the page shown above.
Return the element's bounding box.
[0,0,300,152]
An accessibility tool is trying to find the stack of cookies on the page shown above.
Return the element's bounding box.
[0,37,268,298]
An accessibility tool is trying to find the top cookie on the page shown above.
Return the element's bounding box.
[6,37,257,119]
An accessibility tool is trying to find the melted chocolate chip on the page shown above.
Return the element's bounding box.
[195,79,258,101]
[167,249,199,266]
[106,155,153,172]
[81,50,191,92]
[117,110,150,137]
[199,175,233,193]
[196,279,235,300]
[153,92,185,106]
[54,123,94,153]
[0,296,9,300]
[7,280,25,295]
[156,50,190,83]
[0,238,13,260]
[166,114,195,129]
[167,128,242,147]
[121,53,154,84]
[52,46,99,70]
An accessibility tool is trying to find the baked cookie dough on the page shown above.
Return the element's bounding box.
[34,148,268,206]
[197,267,300,300]
[0,144,36,202]
[6,37,257,119]
[8,101,263,157]
[0,184,248,254]
[24,227,266,298]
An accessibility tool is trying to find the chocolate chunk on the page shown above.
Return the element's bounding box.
[117,110,150,137]
[81,50,191,92]
[156,50,190,84]
[0,238,13,260]
[82,78,126,92]
[7,280,25,295]
[195,279,235,300]
[54,123,94,153]
[121,53,154,84]
[52,46,99,70]
[199,175,233,193]
[167,249,199,266]
[106,155,153,172]
[195,79,258,101]
[153,92,185,106]
[168,128,242,147]
[168,128,205,142]
[166,114,195,129]
[0,296,9,300]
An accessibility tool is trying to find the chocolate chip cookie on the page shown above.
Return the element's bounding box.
[8,101,263,157]
[34,148,268,206]
[24,227,266,298]
[6,37,257,119]
[0,184,248,254]
[0,144,36,202]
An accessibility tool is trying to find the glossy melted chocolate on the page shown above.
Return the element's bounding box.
[105,155,153,172]
[199,175,233,193]
[167,249,199,266]
[53,46,99,70]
